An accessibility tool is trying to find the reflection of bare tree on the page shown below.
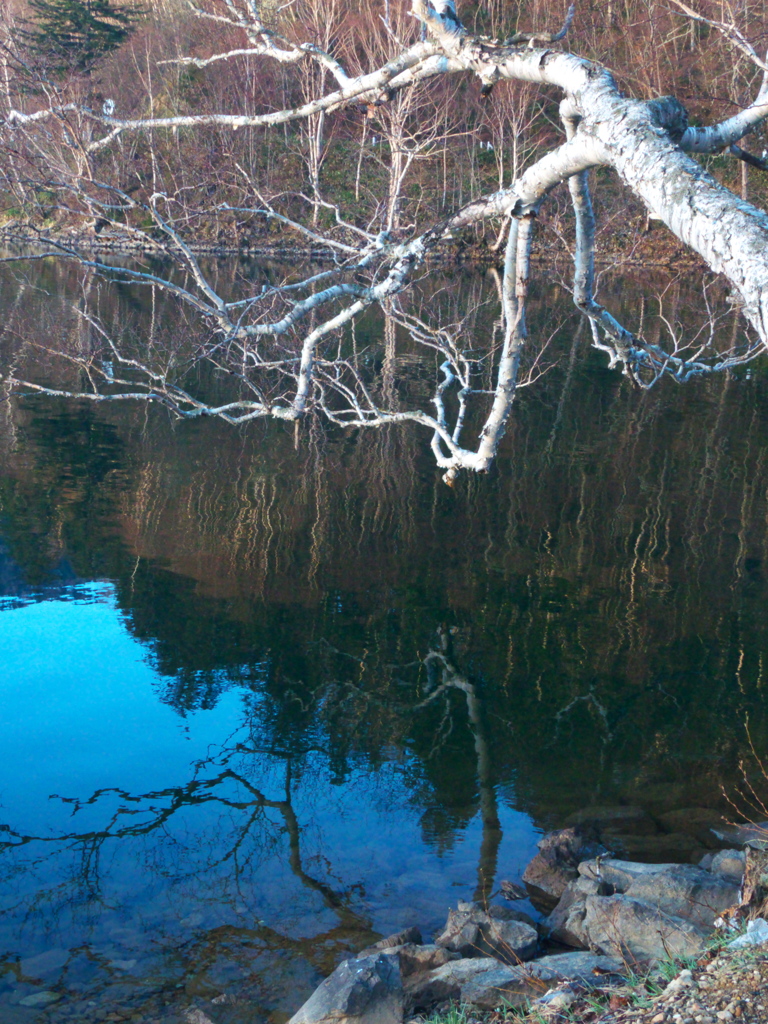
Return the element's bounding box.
[419,628,502,905]
[0,741,374,960]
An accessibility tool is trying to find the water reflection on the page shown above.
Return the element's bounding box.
[2,262,768,1020]
[0,585,537,1022]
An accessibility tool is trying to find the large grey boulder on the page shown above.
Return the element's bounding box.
[545,877,602,948]
[623,864,739,930]
[578,858,738,925]
[522,828,607,906]
[407,951,623,1011]
[434,902,538,963]
[582,894,709,962]
[288,952,402,1024]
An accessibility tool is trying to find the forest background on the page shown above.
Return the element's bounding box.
[3,0,768,257]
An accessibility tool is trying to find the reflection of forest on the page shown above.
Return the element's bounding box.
[2,262,768,840]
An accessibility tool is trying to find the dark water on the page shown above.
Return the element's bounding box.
[2,259,768,1022]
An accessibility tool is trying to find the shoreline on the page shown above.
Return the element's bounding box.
[284,822,768,1024]
[0,223,706,272]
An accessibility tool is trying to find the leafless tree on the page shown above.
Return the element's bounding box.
[4,0,768,481]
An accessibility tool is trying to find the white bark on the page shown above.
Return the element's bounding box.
[7,0,768,477]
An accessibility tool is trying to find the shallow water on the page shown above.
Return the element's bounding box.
[2,260,768,1021]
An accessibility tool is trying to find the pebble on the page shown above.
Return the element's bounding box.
[18,991,62,1007]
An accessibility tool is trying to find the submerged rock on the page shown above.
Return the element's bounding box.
[18,949,69,979]
[656,807,729,849]
[18,991,62,1007]
[605,831,704,863]
[565,806,658,836]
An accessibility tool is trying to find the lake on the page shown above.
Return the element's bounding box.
[1,257,767,1023]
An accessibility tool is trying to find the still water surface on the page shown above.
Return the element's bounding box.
[2,260,768,1022]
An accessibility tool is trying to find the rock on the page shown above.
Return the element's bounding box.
[711,821,768,849]
[619,781,690,813]
[604,832,704,863]
[578,857,680,891]
[358,927,423,956]
[710,850,745,884]
[624,865,739,929]
[406,957,517,1011]
[727,917,768,948]
[657,808,729,849]
[535,984,579,1011]
[522,828,607,906]
[660,968,694,998]
[19,949,69,979]
[288,952,402,1024]
[487,903,538,931]
[408,951,623,1012]
[565,806,659,836]
[18,991,62,1007]
[390,943,459,979]
[530,951,624,981]
[545,877,602,948]
[582,894,709,961]
[109,959,138,972]
[434,902,538,963]
[180,912,205,929]
[185,1011,216,1024]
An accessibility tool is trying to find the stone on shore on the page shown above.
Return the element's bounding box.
[359,927,422,954]
[710,820,768,849]
[434,902,538,963]
[622,864,739,929]
[392,943,459,976]
[407,951,623,1011]
[551,857,740,959]
[578,857,680,891]
[709,849,746,883]
[545,876,601,947]
[582,893,710,961]
[521,827,607,906]
[288,952,402,1024]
